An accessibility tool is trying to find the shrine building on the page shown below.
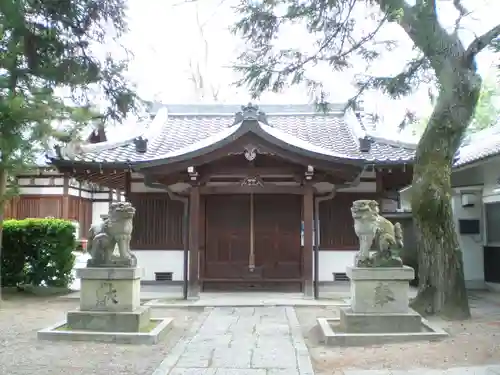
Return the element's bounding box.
[20,104,417,298]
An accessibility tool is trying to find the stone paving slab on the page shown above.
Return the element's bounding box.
[152,306,315,375]
[343,366,500,375]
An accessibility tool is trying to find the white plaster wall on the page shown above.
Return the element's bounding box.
[92,201,109,224]
[18,177,65,186]
[18,186,64,195]
[451,188,485,289]
[133,250,185,281]
[316,251,356,280]
[133,249,355,282]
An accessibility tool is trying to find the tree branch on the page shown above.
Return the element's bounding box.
[376,0,465,77]
[451,0,472,36]
[464,23,500,61]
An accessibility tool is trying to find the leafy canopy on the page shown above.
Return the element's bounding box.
[0,0,145,173]
[232,0,500,117]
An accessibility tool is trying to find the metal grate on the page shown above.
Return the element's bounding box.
[333,272,349,282]
[155,272,173,282]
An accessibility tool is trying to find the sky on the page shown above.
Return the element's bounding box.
[99,0,499,140]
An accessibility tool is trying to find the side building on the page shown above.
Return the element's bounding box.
[4,156,123,241]
[46,103,415,297]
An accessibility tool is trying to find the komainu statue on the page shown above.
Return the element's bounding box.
[87,202,137,268]
[351,199,404,267]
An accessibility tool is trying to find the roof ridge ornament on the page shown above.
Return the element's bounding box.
[231,102,269,126]
[134,136,148,153]
[359,136,372,153]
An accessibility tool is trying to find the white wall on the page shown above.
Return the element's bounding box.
[133,249,355,282]
[451,188,485,289]
[133,250,186,281]
[316,251,356,280]
[92,201,110,224]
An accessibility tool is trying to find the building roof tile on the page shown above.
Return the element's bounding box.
[453,124,500,168]
[48,104,416,166]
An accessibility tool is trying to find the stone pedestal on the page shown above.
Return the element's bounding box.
[341,266,420,334]
[67,267,150,332]
[348,266,414,314]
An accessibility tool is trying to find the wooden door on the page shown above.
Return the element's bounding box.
[254,194,302,281]
[204,195,251,279]
[203,193,302,291]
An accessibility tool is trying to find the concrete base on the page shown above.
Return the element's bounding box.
[339,307,422,333]
[37,317,173,345]
[347,266,415,314]
[317,317,448,346]
[67,306,151,332]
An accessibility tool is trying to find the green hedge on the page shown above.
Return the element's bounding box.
[1,218,76,288]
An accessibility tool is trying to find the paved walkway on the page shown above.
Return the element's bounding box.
[152,306,315,375]
[344,367,500,375]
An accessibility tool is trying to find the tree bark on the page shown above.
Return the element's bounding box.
[410,68,481,320]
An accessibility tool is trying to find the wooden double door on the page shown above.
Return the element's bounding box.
[203,194,303,291]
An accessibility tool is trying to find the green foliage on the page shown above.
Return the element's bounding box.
[231,0,499,115]
[469,81,500,132]
[408,79,499,137]
[1,219,76,288]
[0,0,146,183]
[0,0,148,268]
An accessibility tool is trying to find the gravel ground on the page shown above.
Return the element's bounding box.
[0,294,202,375]
[295,291,500,375]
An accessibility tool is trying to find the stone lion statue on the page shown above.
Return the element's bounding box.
[351,199,403,267]
[87,202,137,268]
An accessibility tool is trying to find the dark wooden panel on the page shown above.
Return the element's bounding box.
[129,193,184,249]
[204,195,251,279]
[68,196,92,238]
[254,194,302,279]
[14,196,63,219]
[484,246,500,283]
[3,199,13,218]
[319,192,381,250]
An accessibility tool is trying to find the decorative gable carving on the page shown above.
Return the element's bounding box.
[241,176,264,187]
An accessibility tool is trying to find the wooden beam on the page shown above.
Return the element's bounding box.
[188,186,200,298]
[201,166,304,176]
[200,185,308,195]
[302,185,314,298]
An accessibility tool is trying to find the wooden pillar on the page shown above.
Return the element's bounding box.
[375,168,384,208]
[62,174,70,219]
[188,186,200,299]
[11,196,20,219]
[302,185,314,298]
[124,172,132,201]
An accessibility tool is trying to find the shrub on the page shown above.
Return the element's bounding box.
[1,218,76,288]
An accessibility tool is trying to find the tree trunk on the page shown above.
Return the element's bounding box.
[410,70,481,320]
[0,168,7,303]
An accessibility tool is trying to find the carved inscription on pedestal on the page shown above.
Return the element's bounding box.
[373,282,395,307]
[95,282,119,307]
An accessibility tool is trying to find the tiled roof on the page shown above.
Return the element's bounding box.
[453,124,500,168]
[48,104,416,166]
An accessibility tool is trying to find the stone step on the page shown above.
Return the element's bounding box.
[339,307,422,334]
